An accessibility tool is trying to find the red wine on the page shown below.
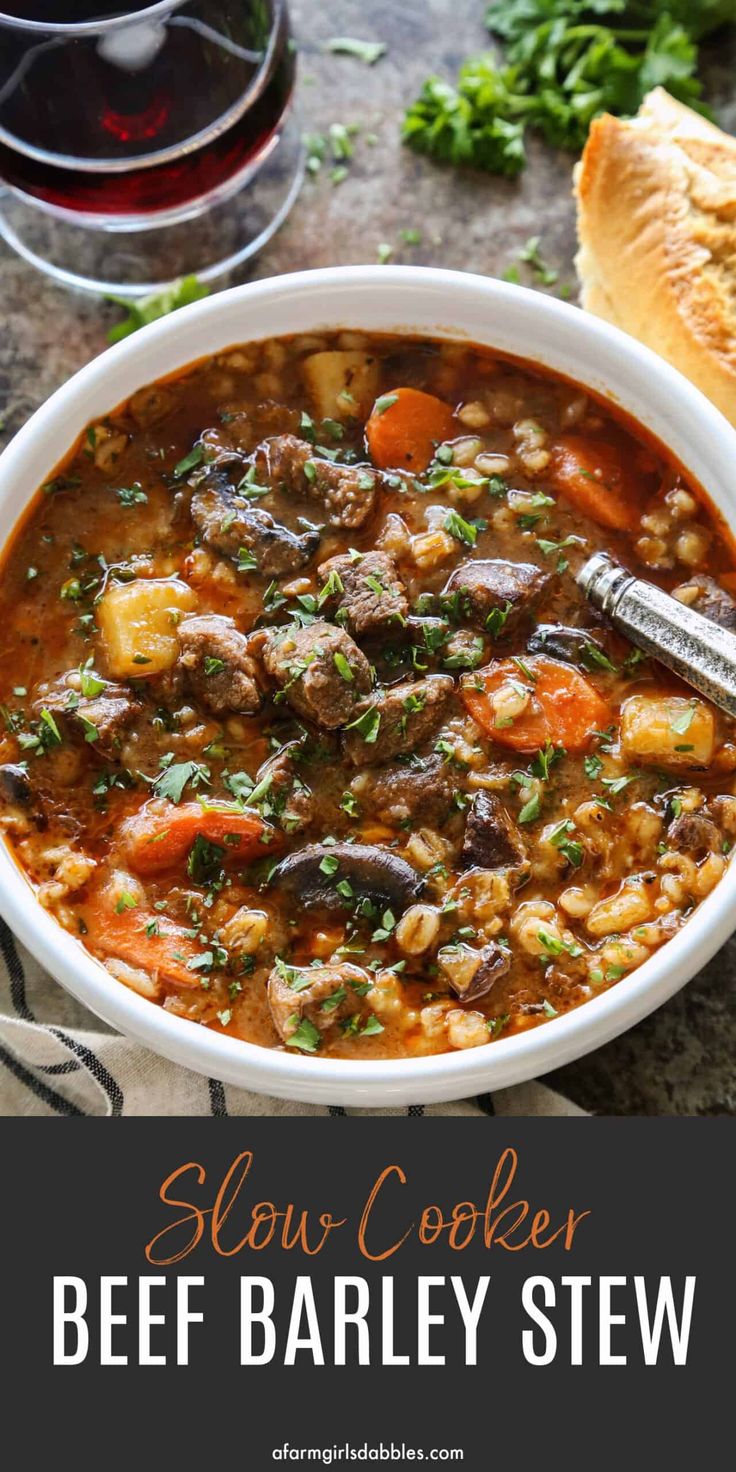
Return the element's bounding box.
[0,3,295,218]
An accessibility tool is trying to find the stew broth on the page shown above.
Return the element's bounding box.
[1,330,734,1060]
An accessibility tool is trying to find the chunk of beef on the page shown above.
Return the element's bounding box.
[215,400,301,454]
[673,574,736,632]
[441,940,511,1004]
[254,435,377,529]
[442,559,548,636]
[357,753,456,826]
[343,674,454,766]
[318,550,408,639]
[0,764,31,806]
[36,674,141,756]
[527,623,607,668]
[462,791,529,873]
[254,743,314,833]
[178,615,262,717]
[667,811,721,857]
[263,619,372,729]
[191,470,320,575]
[267,960,371,1045]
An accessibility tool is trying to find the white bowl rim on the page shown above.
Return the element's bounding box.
[1,262,735,1108]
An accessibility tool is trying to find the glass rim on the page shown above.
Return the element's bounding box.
[0,3,186,35]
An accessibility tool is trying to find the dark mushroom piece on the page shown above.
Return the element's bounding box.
[462,791,529,874]
[191,469,321,576]
[0,763,31,806]
[526,623,608,669]
[268,842,423,911]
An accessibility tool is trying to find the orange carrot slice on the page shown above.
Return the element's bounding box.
[550,435,642,532]
[121,799,273,876]
[365,387,456,472]
[462,655,611,754]
[80,894,205,990]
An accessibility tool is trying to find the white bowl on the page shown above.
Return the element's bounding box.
[1,265,735,1107]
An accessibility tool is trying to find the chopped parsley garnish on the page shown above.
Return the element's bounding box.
[325,36,387,65]
[114,891,138,914]
[78,715,99,744]
[518,791,541,824]
[106,274,209,344]
[236,466,269,499]
[371,909,396,942]
[359,1015,384,1037]
[536,534,581,572]
[152,759,210,804]
[373,394,399,416]
[601,772,640,797]
[345,705,381,744]
[237,547,258,572]
[670,701,697,735]
[78,659,105,698]
[519,236,558,286]
[581,642,618,674]
[286,1016,322,1053]
[186,834,225,886]
[173,443,205,479]
[444,509,485,546]
[333,651,354,682]
[442,635,484,671]
[487,1014,510,1039]
[486,601,512,636]
[318,568,344,604]
[401,7,719,178]
[531,742,564,782]
[547,819,583,867]
[116,484,148,507]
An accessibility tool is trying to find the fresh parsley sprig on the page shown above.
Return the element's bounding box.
[403,1,731,176]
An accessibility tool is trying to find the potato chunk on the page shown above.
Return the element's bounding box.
[97,577,196,678]
[302,350,379,422]
[620,694,714,767]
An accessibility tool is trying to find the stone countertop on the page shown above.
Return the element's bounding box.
[0,1,734,1114]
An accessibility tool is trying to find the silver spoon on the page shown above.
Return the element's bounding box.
[577,551,736,719]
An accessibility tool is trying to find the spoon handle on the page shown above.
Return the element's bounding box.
[577,551,736,719]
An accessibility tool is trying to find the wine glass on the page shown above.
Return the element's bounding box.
[0,2,303,294]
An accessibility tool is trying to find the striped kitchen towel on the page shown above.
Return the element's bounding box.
[0,919,585,1117]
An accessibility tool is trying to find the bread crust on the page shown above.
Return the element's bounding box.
[574,88,736,427]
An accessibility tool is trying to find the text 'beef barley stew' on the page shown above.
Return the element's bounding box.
[1,331,735,1060]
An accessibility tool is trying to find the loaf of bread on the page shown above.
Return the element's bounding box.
[574,87,736,427]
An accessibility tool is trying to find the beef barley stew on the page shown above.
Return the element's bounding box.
[1,330,735,1060]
